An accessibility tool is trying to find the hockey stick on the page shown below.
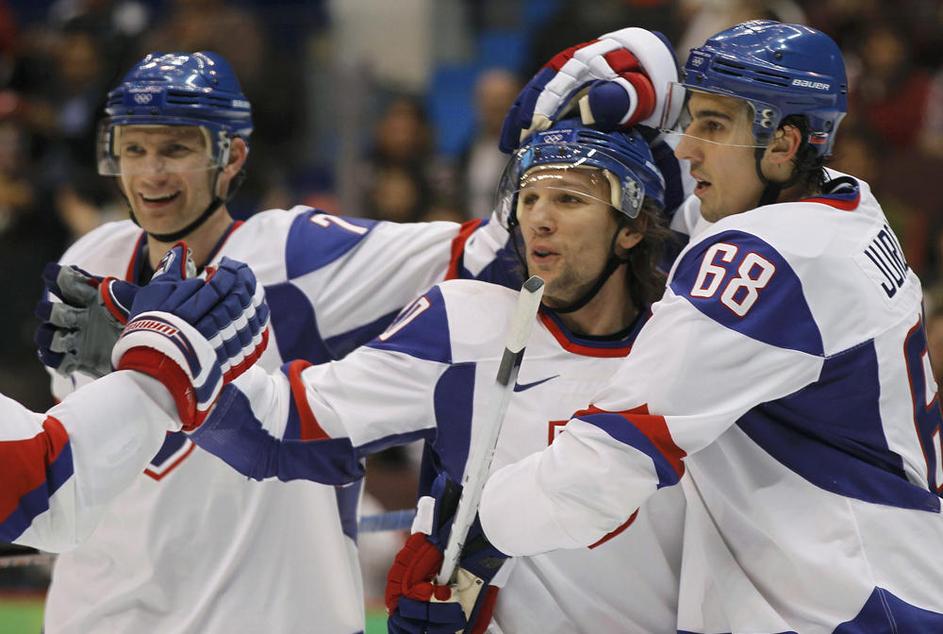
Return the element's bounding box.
[436,275,544,585]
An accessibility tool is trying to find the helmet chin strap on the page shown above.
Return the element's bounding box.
[511,223,628,315]
[127,168,247,243]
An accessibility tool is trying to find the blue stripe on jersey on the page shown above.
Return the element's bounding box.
[284,211,377,279]
[670,230,824,356]
[367,285,452,364]
[324,308,400,360]
[579,412,683,489]
[738,340,941,512]
[190,385,365,485]
[265,281,333,363]
[148,432,188,469]
[0,443,74,541]
[835,587,943,632]
[429,364,477,483]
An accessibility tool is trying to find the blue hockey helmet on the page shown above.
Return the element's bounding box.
[665,20,847,157]
[97,51,253,176]
[495,118,666,227]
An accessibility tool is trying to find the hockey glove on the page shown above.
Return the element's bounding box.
[111,243,270,431]
[499,27,678,152]
[385,473,510,634]
[35,264,143,378]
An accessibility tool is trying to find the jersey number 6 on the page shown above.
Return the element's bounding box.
[690,242,776,317]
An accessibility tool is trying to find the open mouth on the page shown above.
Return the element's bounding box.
[694,178,711,196]
[531,247,559,262]
[139,192,181,206]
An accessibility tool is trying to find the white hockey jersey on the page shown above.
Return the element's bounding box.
[44,207,511,634]
[1,373,174,552]
[479,175,943,633]
[189,280,685,633]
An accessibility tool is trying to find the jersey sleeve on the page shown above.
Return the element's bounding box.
[261,209,512,363]
[479,229,827,556]
[2,372,175,552]
[188,284,461,485]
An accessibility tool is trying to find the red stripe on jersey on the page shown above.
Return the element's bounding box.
[124,232,147,281]
[539,313,632,358]
[286,360,330,441]
[144,440,197,481]
[577,403,687,478]
[588,508,639,549]
[546,39,599,71]
[0,416,70,523]
[803,191,860,211]
[445,219,483,280]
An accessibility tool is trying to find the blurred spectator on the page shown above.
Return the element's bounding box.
[677,0,806,60]
[848,20,933,151]
[145,0,302,216]
[357,95,453,221]
[48,0,150,77]
[454,68,520,219]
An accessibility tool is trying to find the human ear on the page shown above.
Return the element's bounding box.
[617,225,644,251]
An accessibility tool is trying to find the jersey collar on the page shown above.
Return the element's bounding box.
[802,175,860,211]
[125,221,244,284]
[538,307,649,358]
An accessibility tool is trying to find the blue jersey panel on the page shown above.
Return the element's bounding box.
[324,308,401,360]
[737,340,941,512]
[191,385,364,485]
[430,363,477,483]
[265,282,333,363]
[0,443,73,542]
[579,412,682,489]
[834,587,943,633]
[671,230,824,356]
[367,285,452,364]
[284,210,377,279]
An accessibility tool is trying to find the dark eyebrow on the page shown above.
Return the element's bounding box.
[691,109,734,121]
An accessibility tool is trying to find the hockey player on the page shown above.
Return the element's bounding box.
[170,118,687,633]
[3,244,268,553]
[34,39,680,633]
[467,20,943,633]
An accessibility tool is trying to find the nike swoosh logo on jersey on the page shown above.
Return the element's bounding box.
[513,375,560,392]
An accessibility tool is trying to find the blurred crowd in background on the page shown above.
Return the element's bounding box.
[1,0,943,603]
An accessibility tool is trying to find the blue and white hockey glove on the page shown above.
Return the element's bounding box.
[35,263,142,378]
[111,243,270,431]
[385,473,510,634]
[499,27,678,152]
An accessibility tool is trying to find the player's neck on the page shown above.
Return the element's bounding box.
[556,265,637,337]
[147,206,235,270]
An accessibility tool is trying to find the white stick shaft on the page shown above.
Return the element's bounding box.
[436,276,544,584]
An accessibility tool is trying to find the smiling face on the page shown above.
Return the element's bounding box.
[116,125,218,235]
[673,91,767,221]
[516,167,638,308]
